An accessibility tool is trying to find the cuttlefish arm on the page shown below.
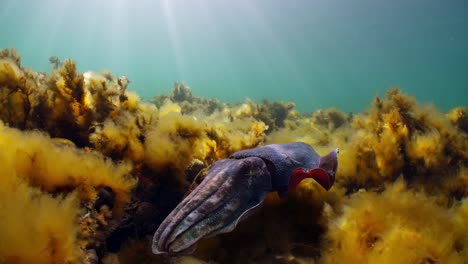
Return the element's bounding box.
[152,142,338,255]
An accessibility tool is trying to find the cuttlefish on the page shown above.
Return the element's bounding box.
[152,142,338,255]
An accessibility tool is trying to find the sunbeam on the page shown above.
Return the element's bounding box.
[1,0,467,112]
[43,0,70,55]
[195,0,241,100]
[242,0,312,102]
[161,0,187,81]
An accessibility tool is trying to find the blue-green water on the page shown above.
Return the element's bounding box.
[1,0,466,112]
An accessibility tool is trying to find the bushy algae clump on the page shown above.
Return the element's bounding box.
[0,48,269,263]
[262,88,468,264]
[0,48,467,263]
[321,181,468,264]
[0,121,136,264]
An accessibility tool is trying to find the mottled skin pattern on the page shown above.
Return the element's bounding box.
[152,142,338,255]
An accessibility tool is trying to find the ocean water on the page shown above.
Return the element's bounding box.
[1,0,466,113]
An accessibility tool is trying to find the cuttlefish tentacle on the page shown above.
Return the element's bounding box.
[152,142,338,255]
[153,157,271,254]
[153,166,230,251]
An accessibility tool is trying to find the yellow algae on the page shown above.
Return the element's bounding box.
[144,101,267,177]
[0,58,23,85]
[266,88,468,194]
[0,49,466,263]
[0,123,136,211]
[321,181,466,264]
[407,130,445,169]
[144,111,206,176]
[158,98,182,116]
[447,106,468,133]
[453,198,468,260]
[91,112,149,163]
[0,176,81,264]
[0,121,136,263]
[444,167,468,201]
[0,129,82,263]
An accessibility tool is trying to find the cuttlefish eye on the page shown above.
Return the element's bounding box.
[319,148,339,186]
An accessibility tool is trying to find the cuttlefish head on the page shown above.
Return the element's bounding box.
[287,148,339,192]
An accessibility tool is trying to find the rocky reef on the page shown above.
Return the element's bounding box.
[0,48,466,263]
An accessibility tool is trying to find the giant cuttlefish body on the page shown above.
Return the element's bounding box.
[152,142,338,255]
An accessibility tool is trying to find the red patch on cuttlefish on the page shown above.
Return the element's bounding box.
[288,168,331,192]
